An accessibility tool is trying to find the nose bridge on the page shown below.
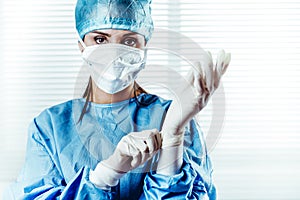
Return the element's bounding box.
[108,33,122,44]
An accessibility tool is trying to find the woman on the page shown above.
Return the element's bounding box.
[4,0,230,199]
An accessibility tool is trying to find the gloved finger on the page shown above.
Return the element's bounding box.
[194,64,209,97]
[185,67,195,86]
[207,50,213,77]
[214,50,231,89]
[127,136,151,168]
[121,133,147,158]
[144,129,160,152]
[214,50,225,89]
[107,145,135,172]
[132,136,148,153]
[128,143,142,169]
[194,51,214,95]
[222,53,231,75]
[216,49,225,76]
[129,130,157,154]
[216,50,231,75]
[207,51,213,61]
[120,137,137,156]
[154,132,162,150]
[192,62,205,95]
[132,140,152,165]
[144,131,161,154]
[202,51,214,92]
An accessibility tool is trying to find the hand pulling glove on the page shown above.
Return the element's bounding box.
[90,129,162,189]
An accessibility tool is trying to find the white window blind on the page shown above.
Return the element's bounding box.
[1,0,300,199]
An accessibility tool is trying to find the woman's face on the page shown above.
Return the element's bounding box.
[83,29,146,49]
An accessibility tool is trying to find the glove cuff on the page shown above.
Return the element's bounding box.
[161,130,184,148]
[90,162,125,189]
[156,145,184,175]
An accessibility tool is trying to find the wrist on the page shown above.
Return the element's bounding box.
[156,145,184,176]
[90,162,125,189]
[161,129,184,148]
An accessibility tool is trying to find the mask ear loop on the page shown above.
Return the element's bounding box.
[77,32,87,49]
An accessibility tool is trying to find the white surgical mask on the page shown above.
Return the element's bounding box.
[82,43,146,94]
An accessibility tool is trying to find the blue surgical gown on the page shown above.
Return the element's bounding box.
[4,93,216,199]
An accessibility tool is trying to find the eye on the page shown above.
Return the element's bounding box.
[94,36,107,44]
[122,37,137,47]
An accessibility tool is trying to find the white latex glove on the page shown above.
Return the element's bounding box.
[161,50,231,147]
[157,50,231,175]
[90,129,162,189]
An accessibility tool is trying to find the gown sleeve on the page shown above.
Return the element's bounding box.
[141,119,217,200]
[3,119,118,200]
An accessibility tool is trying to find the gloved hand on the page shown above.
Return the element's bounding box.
[90,129,162,189]
[161,50,231,147]
[157,50,231,175]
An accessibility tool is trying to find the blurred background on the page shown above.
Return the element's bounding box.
[1,0,300,199]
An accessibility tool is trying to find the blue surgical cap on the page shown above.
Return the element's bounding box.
[75,0,154,42]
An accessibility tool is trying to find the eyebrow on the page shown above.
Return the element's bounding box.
[91,31,111,37]
[91,30,138,38]
[122,33,139,37]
